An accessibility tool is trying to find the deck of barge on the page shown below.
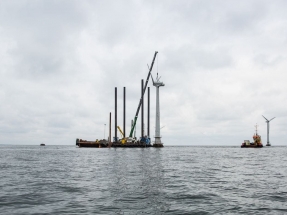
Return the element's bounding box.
[76,139,163,148]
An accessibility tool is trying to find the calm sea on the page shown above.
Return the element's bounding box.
[1,145,287,215]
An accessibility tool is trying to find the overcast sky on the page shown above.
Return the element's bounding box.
[1,0,286,145]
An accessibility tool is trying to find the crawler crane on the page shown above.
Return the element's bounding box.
[117,126,127,144]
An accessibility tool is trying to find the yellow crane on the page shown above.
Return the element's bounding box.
[117,126,126,144]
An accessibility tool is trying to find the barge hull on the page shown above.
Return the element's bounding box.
[76,139,163,148]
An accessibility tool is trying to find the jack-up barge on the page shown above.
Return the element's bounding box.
[77,51,163,148]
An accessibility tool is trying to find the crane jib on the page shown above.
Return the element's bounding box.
[129,51,158,137]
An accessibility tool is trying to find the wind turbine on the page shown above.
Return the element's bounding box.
[152,72,165,146]
[262,115,275,146]
[148,63,165,147]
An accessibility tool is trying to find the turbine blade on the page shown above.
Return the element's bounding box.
[151,74,155,84]
[270,117,275,121]
[262,115,268,121]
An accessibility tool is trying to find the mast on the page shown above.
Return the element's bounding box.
[147,87,150,137]
[115,87,117,142]
[141,79,144,138]
[123,87,126,137]
[109,112,111,143]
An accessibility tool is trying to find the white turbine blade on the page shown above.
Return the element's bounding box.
[151,73,155,84]
[262,115,268,121]
[270,117,275,121]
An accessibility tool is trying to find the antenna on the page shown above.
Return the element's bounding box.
[255,124,258,134]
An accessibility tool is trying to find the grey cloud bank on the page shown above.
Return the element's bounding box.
[0,0,286,145]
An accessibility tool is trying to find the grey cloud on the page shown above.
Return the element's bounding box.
[1,0,287,145]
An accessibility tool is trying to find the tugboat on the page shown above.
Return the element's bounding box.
[241,124,263,148]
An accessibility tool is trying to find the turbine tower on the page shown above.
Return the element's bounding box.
[262,115,275,146]
[153,73,165,146]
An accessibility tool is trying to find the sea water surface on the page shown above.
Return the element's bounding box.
[1,145,287,214]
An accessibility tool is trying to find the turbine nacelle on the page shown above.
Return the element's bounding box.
[153,82,165,87]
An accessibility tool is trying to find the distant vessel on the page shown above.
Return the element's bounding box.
[40,143,45,146]
[241,124,263,148]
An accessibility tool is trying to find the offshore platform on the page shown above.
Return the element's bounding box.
[76,51,165,148]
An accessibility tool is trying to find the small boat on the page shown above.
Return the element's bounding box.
[40,143,45,146]
[241,124,263,148]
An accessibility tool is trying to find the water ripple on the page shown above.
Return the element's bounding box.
[1,145,287,214]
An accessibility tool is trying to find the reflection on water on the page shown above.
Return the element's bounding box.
[109,148,169,214]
